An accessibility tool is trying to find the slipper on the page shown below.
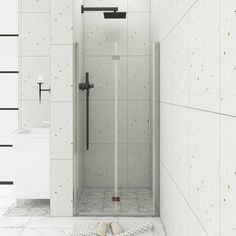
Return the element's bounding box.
[96,221,108,236]
[109,222,124,235]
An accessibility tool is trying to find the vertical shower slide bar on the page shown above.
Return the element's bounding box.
[114,42,119,202]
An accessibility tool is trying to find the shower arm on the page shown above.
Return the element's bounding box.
[81,5,118,14]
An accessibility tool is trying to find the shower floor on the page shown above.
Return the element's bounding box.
[78,187,154,216]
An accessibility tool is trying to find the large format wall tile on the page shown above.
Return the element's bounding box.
[128,13,150,55]
[160,34,173,103]
[90,101,127,144]
[221,115,236,236]
[84,13,127,56]
[172,15,189,106]
[189,109,219,236]
[51,45,73,102]
[128,144,150,187]
[128,56,150,100]
[84,144,127,187]
[172,106,189,199]
[21,0,50,12]
[188,0,220,112]
[160,103,172,174]
[128,0,150,12]
[189,210,208,236]
[128,101,150,143]
[51,0,73,44]
[20,57,50,100]
[160,164,174,236]
[20,100,49,128]
[84,56,127,100]
[50,160,73,216]
[0,0,18,34]
[220,0,236,116]
[21,13,50,56]
[50,102,73,160]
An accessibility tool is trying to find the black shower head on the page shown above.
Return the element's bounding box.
[104,12,127,19]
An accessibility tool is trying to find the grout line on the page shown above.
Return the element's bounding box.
[160,0,200,44]
[218,0,222,234]
[160,101,236,119]
[160,161,209,236]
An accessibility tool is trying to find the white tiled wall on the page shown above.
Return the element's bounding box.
[152,0,236,235]
[50,0,74,216]
[19,1,50,128]
[84,0,151,188]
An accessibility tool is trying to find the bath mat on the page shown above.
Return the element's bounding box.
[72,222,154,236]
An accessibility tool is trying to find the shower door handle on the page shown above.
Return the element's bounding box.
[79,72,94,150]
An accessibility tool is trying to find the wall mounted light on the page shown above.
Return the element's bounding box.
[37,76,51,103]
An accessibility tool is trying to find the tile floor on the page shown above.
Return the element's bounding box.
[0,186,165,235]
[79,187,154,215]
[3,200,50,217]
[0,217,165,236]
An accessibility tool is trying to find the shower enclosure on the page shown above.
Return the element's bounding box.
[73,1,159,216]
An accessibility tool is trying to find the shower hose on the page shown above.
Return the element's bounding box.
[75,222,153,236]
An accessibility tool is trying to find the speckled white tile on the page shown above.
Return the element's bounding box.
[21,13,49,56]
[172,106,189,199]
[128,0,150,12]
[84,13,127,56]
[172,15,189,106]
[0,37,18,71]
[20,101,49,128]
[90,101,127,144]
[50,160,73,216]
[20,57,50,100]
[160,164,174,236]
[84,56,127,100]
[128,13,150,55]
[128,101,150,143]
[172,0,194,24]
[221,115,236,236]
[21,0,50,12]
[170,182,189,236]
[128,144,150,187]
[160,34,173,103]
[0,0,18,34]
[220,0,236,116]
[189,0,220,112]
[51,0,73,44]
[84,0,127,11]
[50,102,73,160]
[51,45,73,102]
[189,210,208,236]
[189,109,219,236]
[128,56,150,100]
[84,144,127,187]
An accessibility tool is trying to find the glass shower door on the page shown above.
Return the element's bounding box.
[77,1,156,216]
